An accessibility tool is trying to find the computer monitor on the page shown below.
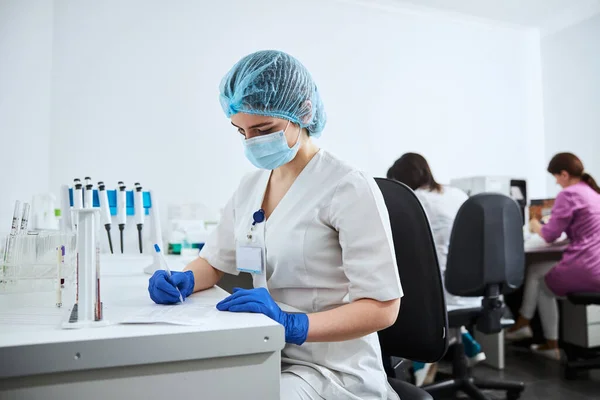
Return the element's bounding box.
[529,198,555,222]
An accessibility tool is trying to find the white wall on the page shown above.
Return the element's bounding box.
[541,14,600,196]
[0,0,53,229]
[46,0,546,218]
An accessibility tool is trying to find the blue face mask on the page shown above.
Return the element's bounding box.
[243,121,301,170]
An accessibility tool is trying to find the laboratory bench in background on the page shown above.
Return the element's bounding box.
[0,256,284,400]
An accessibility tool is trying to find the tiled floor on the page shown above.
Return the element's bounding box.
[430,347,600,399]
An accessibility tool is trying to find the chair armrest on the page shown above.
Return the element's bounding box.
[388,377,433,400]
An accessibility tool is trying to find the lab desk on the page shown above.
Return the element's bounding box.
[0,256,284,400]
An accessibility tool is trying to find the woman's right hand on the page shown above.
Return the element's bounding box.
[529,219,543,235]
[148,270,195,304]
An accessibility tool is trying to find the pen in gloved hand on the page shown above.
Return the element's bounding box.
[154,244,184,303]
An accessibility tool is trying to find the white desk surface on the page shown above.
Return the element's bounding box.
[524,233,568,254]
[0,255,284,379]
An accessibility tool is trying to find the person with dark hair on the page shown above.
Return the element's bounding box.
[506,153,600,360]
[387,153,442,192]
[387,153,485,386]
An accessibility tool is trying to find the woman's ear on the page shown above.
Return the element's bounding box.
[301,100,313,124]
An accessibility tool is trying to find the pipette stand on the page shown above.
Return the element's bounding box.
[66,181,162,273]
[144,190,163,275]
[63,209,109,329]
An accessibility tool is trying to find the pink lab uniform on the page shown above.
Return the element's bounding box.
[541,182,600,296]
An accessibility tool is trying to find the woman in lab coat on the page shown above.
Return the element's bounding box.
[387,153,485,386]
[148,50,403,400]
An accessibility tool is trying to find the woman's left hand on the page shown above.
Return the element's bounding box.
[529,219,543,235]
[217,287,309,345]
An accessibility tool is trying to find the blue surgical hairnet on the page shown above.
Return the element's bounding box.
[219,50,326,137]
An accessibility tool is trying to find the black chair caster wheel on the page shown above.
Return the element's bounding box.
[563,366,577,380]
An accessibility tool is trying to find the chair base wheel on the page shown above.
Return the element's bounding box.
[507,390,521,400]
[563,366,578,380]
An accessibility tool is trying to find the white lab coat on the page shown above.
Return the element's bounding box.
[200,150,403,400]
[415,186,480,309]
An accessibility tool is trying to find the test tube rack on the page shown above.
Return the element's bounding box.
[0,232,76,294]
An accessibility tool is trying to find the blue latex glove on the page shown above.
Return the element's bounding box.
[217,287,309,346]
[148,270,195,304]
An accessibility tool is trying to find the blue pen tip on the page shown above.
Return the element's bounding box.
[154,244,160,252]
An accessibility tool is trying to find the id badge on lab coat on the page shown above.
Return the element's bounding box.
[236,244,264,274]
[236,208,266,275]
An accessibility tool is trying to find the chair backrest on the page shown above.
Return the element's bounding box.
[445,193,524,298]
[375,178,448,363]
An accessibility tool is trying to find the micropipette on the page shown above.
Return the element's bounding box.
[154,244,184,303]
[98,182,114,254]
[134,183,144,254]
[60,185,74,232]
[19,203,30,234]
[117,181,127,254]
[73,179,83,209]
[84,178,93,209]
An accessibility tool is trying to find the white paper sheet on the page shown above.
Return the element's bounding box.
[524,232,569,252]
[120,303,218,326]
[510,186,524,200]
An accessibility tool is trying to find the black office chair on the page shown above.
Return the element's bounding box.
[424,193,526,400]
[562,292,600,379]
[375,178,449,400]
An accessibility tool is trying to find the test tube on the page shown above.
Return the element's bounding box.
[56,246,63,308]
[5,201,22,266]
[19,203,30,234]
[10,201,21,236]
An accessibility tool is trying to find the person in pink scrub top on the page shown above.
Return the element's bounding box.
[506,153,600,360]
